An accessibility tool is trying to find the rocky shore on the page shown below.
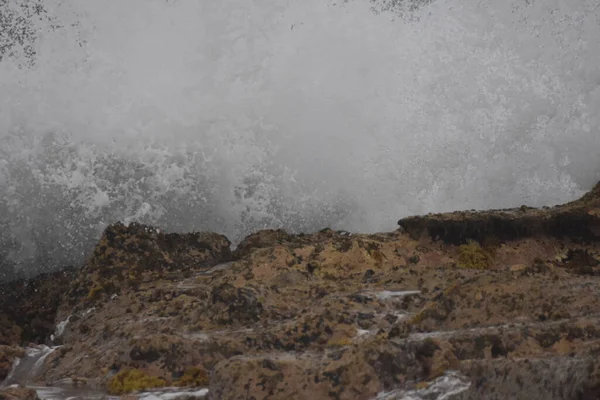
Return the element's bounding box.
[1,182,600,399]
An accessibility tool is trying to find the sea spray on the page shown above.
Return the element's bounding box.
[1,0,599,278]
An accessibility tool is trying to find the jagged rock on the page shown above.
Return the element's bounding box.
[62,222,232,308]
[89,222,232,275]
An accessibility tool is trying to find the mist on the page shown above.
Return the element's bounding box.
[1,0,599,278]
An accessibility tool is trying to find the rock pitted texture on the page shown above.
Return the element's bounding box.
[1,183,600,399]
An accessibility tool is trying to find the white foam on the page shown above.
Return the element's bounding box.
[138,388,209,400]
[31,346,60,376]
[376,290,421,300]
[356,329,372,337]
[54,315,72,338]
[373,371,471,400]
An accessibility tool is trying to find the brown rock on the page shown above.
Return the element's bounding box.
[509,264,527,272]
[0,387,40,400]
[0,268,76,345]
[234,229,292,258]
[0,315,21,346]
[18,181,600,400]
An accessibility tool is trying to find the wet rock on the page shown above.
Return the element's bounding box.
[209,349,385,400]
[211,284,263,323]
[0,316,21,346]
[8,182,600,400]
[62,222,232,307]
[234,229,292,258]
[415,339,460,380]
[387,322,410,339]
[456,356,600,400]
[0,267,75,345]
[91,222,232,274]
[0,387,40,400]
[557,249,600,276]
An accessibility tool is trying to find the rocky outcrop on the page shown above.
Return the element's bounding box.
[60,222,232,310]
[1,183,600,399]
[398,182,600,244]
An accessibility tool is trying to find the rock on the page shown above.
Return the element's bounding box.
[61,222,232,308]
[0,315,21,346]
[456,356,600,400]
[398,181,600,244]
[90,222,232,274]
[415,339,460,380]
[211,283,263,324]
[0,387,40,400]
[209,348,388,400]
[509,264,527,272]
[0,267,76,345]
[234,229,292,258]
[3,183,599,399]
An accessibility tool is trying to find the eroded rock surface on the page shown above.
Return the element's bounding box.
[1,184,600,399]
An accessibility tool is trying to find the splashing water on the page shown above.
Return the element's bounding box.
[0,0,599,278]
[373,371,471,399]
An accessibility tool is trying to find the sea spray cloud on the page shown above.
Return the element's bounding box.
[1,0,599,278]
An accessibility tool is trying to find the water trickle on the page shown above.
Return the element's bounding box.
[376,290,421,300]
[2,346,60,386]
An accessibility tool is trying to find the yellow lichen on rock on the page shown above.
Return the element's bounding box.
[107,369,167,395]
[457,240,494,269]
[87,283,104,300]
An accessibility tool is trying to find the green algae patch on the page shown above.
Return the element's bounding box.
[457,240,494,269]
[107,369,167,395]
